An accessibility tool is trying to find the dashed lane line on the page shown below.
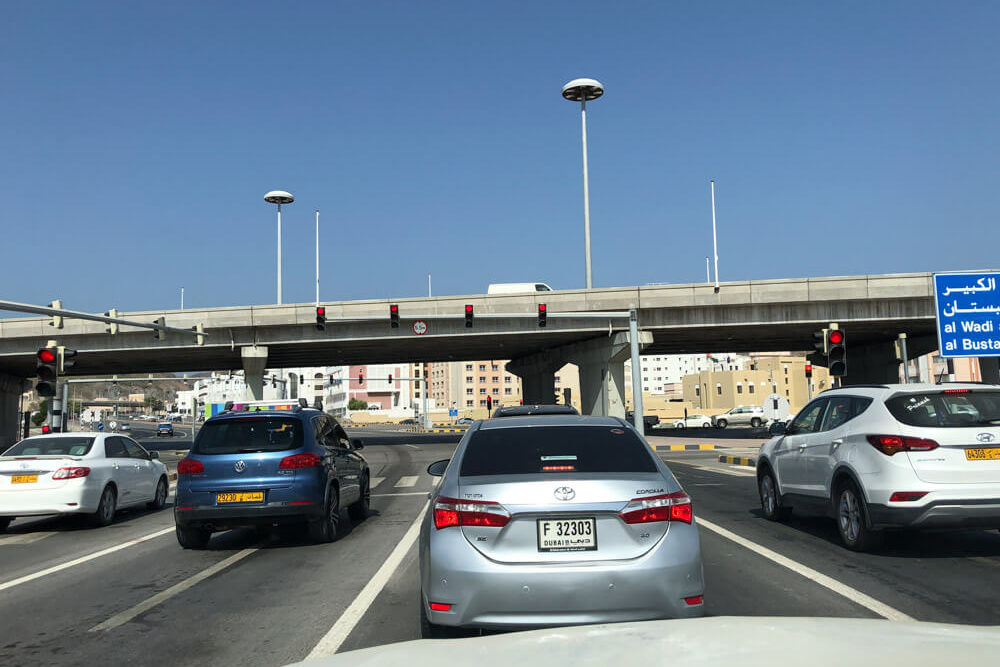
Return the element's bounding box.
[372,492,429,497]
[697,517,914,621]
[394,476,419,488]
[0,532,58,546]
[370,477,386,488]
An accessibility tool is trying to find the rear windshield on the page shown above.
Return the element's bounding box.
[3,437,95,457]
[885,391,1000,428]
[193,417,304,454]
[459,425,657,476]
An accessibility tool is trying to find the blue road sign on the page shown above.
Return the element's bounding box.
[97,422,104,431]
[934,272,1000,358]
[448,408,458,417]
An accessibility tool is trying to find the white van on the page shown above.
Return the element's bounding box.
[487,282,552,294]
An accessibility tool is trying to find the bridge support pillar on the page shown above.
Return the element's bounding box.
[980,358,1000,384]
[506,358,561,406]
[241,346,268,401]
[0,373,29,453]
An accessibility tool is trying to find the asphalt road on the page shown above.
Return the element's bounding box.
[2,434,999,666]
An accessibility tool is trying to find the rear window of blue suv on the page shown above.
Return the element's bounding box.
[193,417,304,454]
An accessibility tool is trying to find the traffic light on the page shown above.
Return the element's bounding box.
[812,329,829,356]
[465,304,474,328]
[486,395,493,410]
[36,345,58,398]
[105,308,119,335]
[57,346,77,373]
[805,363,813,379]
[153,317,166,340]
[388,373,393,384]
[316,306,326,331]
[358,369,365,386]
[538,303,547,327]
[827,327,847,376]
[389,304,399,329]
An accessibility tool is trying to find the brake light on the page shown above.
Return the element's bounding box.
[433,496,511,530]
[541,465,576,472]
[428,602,452,612]
[278,452,323,469]
[943,389,971,394]
[866,435,939,456]
[889,491,929,502]
[620,491,692,524]
[51,467,90,480]
[683,595,704,606]
[177,458,205,475]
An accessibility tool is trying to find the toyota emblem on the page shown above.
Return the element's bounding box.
[553,486,575,501]
[234,460,247,473]
[976,433,995,443]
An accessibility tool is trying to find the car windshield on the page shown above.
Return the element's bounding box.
[3,437,95,457]
[885,390,1000,427]
[459,425,657,476]
[192,417,303,454]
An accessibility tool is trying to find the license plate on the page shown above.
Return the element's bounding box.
[11,475,38,484]
[965,447,1000,461]
[537,517,597,552]
[216,491,264,504]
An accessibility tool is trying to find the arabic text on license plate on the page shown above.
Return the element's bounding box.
[217,491,265,504]
[965,447,1000,461]
[537,517,597,552]
[11,475,38,484]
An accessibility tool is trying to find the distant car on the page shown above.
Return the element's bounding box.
[120,423,131,432]
[625,411,661,432]
[157,422,174,437]
[712,406,767,429]
[0,433,169,531]
[399,418,418,425]
[492,404,579,418]
[672,415,713,429]
[487,282,553,294]
[456,417,474,425]
[173,404,370,549]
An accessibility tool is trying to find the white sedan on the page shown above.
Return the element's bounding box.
[0,432,169,531]
[672,414,713,429]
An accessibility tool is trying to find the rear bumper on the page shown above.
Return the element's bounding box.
[868,498,1000,529]
[0,484,101,517]
[174,501,323,530]
[421,520,704,629]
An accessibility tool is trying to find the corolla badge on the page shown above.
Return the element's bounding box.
[234,460,247,473]
[976,433,995,443]
[553,486,575,501]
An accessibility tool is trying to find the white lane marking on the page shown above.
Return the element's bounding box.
[90,548,258,632]
[0,527,174,592]
[693,483,723,487]
[373,492,428,497]
[697,517,914,621]
[307,500,429,658]
[0,532,58,546]
[370,477,386,488]
[690,464,754,477]
[404,444,420,450]
[394,476,418,488]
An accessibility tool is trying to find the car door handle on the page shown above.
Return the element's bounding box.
[832,439,843,447]
[798,444,806,451]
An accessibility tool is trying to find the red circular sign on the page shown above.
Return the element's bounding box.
[412,320,428,335]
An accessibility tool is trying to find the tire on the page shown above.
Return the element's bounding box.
[716,419,728,429]
[348,473,371,522]
[91,485,117,527]
[674,423,685,429]
[702,422,712,428]
[835,480,881,552]
[147,477,168,510]
[750,418,762,428]
[308,485,341,543]
[176,524,212,549]
[0,517,11,533]
[759,469,792,522]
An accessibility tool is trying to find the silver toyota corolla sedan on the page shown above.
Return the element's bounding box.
[418,415,704,636]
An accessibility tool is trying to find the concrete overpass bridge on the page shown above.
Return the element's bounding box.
[3,271,985,447]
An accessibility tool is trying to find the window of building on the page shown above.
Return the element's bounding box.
[737,383,743,394]
[554,376,561,383]
[492,376,498,383]
[491,364,499,371]
[492,388,499,395]
[716,383,722,395]
[466,388,473,395]
[466,400,474,407]
[479,400,486,406]
[749,384,755,394]
[504,388,512,395]
[695,386,700,396]
[466,376,473,383]
[479,364,486,371]
[643,377,648,382]
[644,387,649,392]
[466,364,473,371]
[784,366,788,375]
[505,377,511,384]
[479,388,486,394]
[785,390,790,396]
[479,376,486,383]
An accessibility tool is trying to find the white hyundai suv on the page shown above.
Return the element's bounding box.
[756,383,1000,551]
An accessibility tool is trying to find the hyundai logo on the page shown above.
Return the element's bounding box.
[553,486,575,501]
[234,460,247,473]
[976,433,995,443]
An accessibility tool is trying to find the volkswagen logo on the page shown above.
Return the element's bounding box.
[976,433,995,443]
[553,486,575,501]
[234,460,247,473]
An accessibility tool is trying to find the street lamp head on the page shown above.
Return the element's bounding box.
[264,190,294,205]
[562,78,604,102]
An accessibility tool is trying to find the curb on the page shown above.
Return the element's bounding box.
[430,428,468,433]
[718,454,757,467]
[655,444,717,451]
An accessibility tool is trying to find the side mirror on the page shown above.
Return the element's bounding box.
[768,422,787,436]
[149,450,160,459]
[352,438,365,450]
[427,459,450,477]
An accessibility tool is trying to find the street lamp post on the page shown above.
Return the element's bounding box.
[562,78,604,290]
[264,191,294,304]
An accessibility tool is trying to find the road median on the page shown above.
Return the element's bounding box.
[718,454,757,467]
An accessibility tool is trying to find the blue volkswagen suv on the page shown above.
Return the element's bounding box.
[174,401,370,549]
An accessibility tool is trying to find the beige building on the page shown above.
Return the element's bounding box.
[682,356,832,413]
[428,360,582,415]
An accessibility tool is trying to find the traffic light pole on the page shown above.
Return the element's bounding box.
[61,382,70,432]
[898,333,909,384]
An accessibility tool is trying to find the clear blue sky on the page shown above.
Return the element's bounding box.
[2,1,997,314]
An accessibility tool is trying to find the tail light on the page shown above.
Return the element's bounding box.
[177,458,205,475]
[279,452,323,469]
[428,602,452,612]
[889,491,929,502]
[51,467,90,480]
[433,496,511,529]
[620,491,692,524]
[683,595,704,606]
[866,435,939,456]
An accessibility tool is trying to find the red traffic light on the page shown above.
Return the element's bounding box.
[41,425,51,433]
[465,305,473,313]
[804,364,813,372]
[316,306,325,316]
[37,349,56,363]
[390,304,398,313]
[828,330,844,345]
[538,304,547,312]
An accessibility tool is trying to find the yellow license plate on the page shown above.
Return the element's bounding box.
[964,447,1000,461]
[216,491,264,504]
[11,475,38,484]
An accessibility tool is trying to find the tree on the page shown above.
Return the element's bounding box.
[31,399,49,426]
[144,396,165,412]
[348,398,368,410]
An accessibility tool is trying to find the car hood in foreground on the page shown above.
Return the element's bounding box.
[293,616,1000,667]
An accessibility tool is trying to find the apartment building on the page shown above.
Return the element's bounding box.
[682,356,831,413]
